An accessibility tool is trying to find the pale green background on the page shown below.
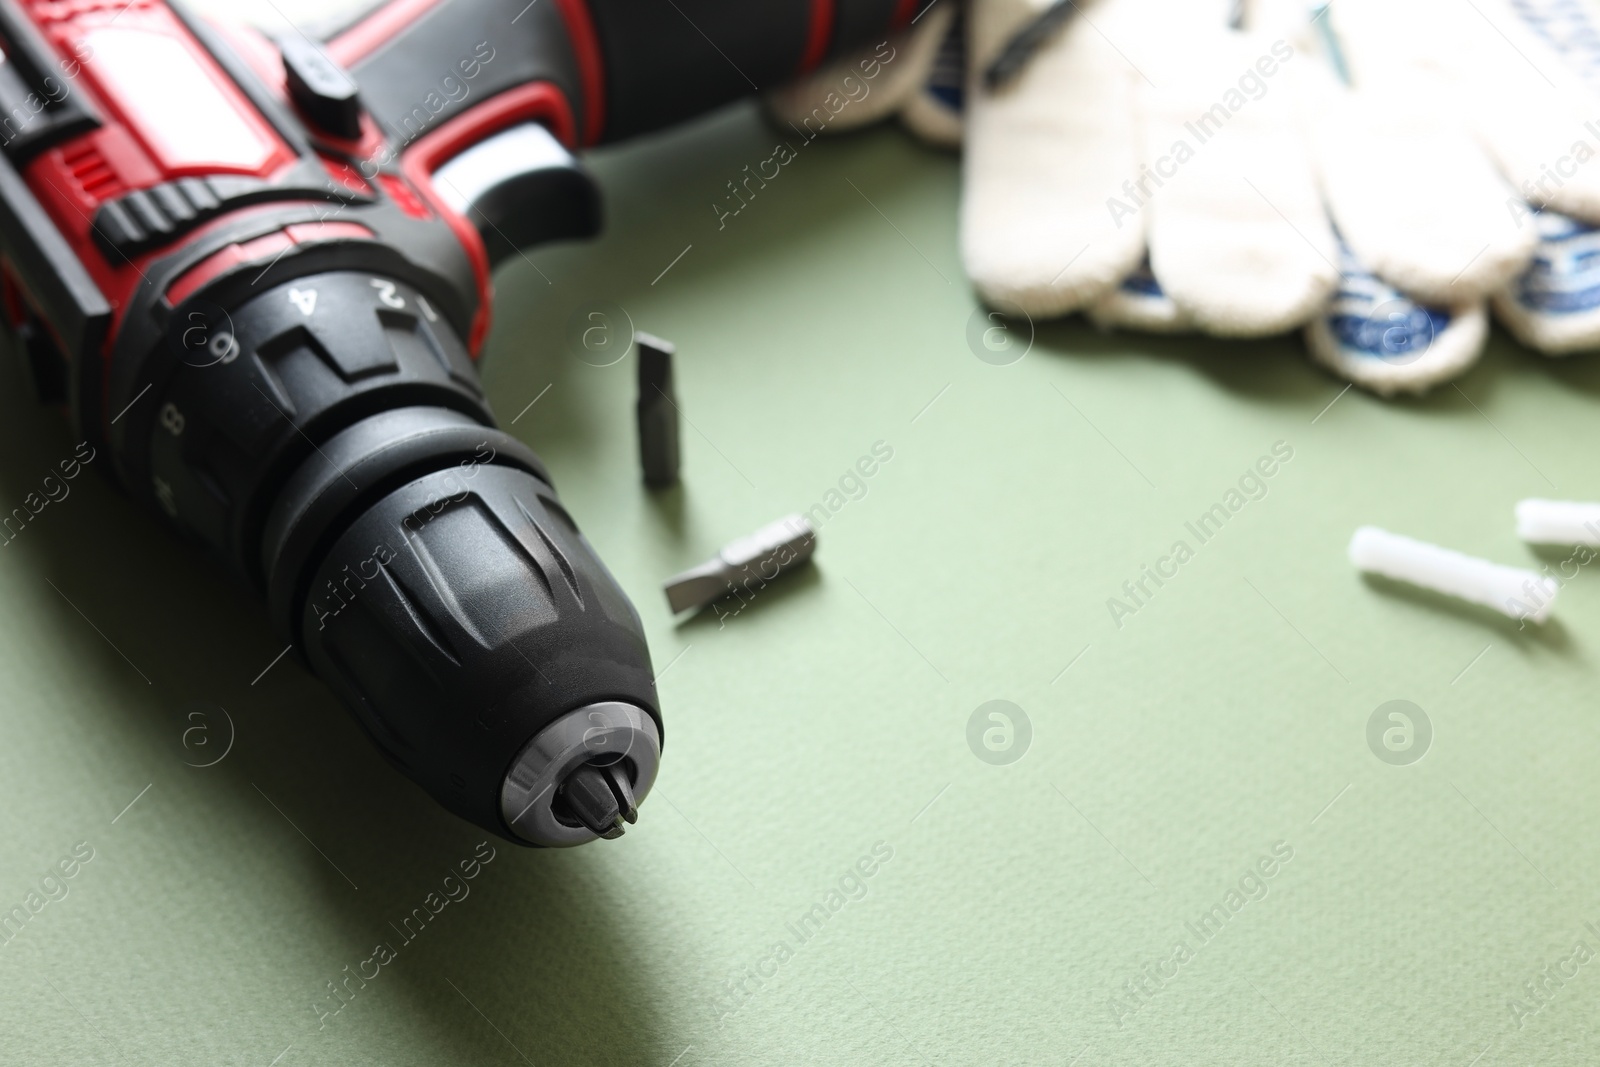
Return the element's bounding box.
[3,80,1600,1067]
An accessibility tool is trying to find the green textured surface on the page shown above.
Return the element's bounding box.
[4,105,1600,1066]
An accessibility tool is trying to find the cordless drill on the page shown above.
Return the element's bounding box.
[0,0,912,846]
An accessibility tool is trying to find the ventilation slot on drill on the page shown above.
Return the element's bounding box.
[62,143,123,200]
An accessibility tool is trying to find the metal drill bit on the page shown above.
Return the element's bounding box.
[663,514,818,615]
[554,762,636,839]
[604,761,639,825]
[636,331,680,488]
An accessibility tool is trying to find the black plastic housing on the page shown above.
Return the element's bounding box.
[270,450,659,835]
[143,271,489,589]
[343,0,914,145]
[140,268,658,842]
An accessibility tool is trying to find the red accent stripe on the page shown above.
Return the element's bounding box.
[797,0,836,74]
[552,0,606,145]
[327,0,448,67]
[891,0,920,29]
[400,82,578,355]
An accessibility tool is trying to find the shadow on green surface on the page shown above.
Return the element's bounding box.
[1358,573,1574,654]
[1031,313,1554,419]
[1527,339,1600,398]
[1034,318,1331,408]
[644,481,690,544]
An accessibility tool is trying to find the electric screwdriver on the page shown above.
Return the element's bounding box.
[0,0,911,846]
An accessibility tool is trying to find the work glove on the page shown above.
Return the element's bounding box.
[771,0,1600,396]
[1283,0,1600,391]
[1481,0,1600,356]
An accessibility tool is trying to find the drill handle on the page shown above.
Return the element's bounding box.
[322,0,913,266]
[328,0,915,150]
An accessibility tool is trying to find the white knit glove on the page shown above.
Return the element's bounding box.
[773,0,1600,396]
[1283,0,1600,391]
[1074,0,1341,337]
[777,0,1339,329]
[1481,0,1600,355]
[978,0,1600,393]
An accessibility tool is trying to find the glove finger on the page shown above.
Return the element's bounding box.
[764,8,946,133]
[1493,212,1600,353]
[1251,0,1537,306]
[1305,243,1489,396]
[1342,0,1600,222]
[962,0,1145,317]
[1138,29,1339,336]
[1486,0,1600,353]
[1251,0,1494,386]
[1306,74,1537,305]
[901,2,966,149]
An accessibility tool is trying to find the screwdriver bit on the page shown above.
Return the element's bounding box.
[636,331,680,488]
[663,514,817,615]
